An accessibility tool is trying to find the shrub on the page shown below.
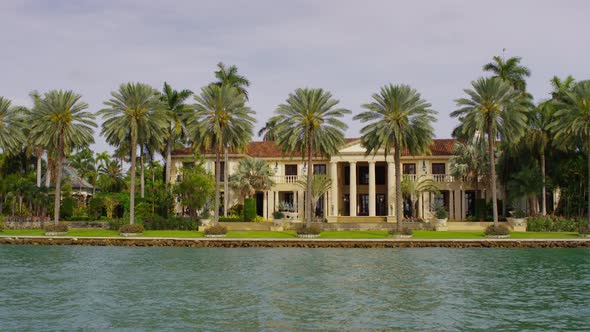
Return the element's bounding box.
[484,225,510,236]
[219,216,243,222]
[44,222,69,233]
[228,204,243,216]
[388,227,413,236]
[243,198,256,222]
[108,218,128,231]
[143,215,200,230]
[60,197,74,220]
[296,224,322,235]
[253,215,266,222]
[273,211,284,219]
[119,224,144,234]
[435,208,448,219]
[204,224,227,235]
[579,226,590,235]
[511,209,527,219]
[527,215,581,232]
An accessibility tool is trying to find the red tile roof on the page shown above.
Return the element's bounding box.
[173,138,456,158]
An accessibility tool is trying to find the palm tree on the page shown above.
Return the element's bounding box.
[230,157,275,200]
[550,75,576,101]
[258,118,279,141]
[29,90,96,224]
[273,88,350,227]
[452,77,529,226]
[354,84,436,231]
[483,55,531,92]
[98,159,126,192]
[549,80,590,227]
[99,82,167,224]
[160,82,193,186]
[401,175,439,219]
[0,97,26,156]
[449,140,489,200]
[296,174,332,219]
[187,84,255,224]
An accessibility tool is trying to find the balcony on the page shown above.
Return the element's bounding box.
[272,175,303,184]
[402,174,458,183]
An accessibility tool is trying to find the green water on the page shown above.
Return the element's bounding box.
[1,246,589,331]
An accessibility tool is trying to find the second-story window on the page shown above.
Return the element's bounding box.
[358,166,369,185]
[313,164,326,175]
[403,163,416,174]
[285,164,298,176]
[432,163,446,175]
[219,161,225,181]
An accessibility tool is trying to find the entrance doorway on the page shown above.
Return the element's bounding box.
[255,192,264,217]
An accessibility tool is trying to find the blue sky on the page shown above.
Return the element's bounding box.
[2,0,590,154]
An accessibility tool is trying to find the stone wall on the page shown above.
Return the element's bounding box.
[5,221,109,229]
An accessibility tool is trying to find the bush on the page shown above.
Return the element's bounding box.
[527,215,581,232]
[273,211,284,219]
[579,226,590,235]
[511,209,527,218]
[204,224,227,235]
[143,215,200,230]
[44,222,69,233]
[388,227,413,236]
[435,208,448,219]
[243,198,257,222]
[484,225,510,236]
[108,218,128,231]
[60,197,74,220]
[119,224,144,234]
[65,216,94,222]
[296,224,322,235]
[219,216,243,222]
[228,204,243,217]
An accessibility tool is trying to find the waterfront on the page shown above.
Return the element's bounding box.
[1,246,589,331]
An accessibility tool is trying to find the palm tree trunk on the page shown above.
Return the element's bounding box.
[140,151,145,199]
[45,156,51,187]
[53,137,64,224]
[36,149,42,187]
[488,122,499,227]
[165,139,172,187]
[541,150,547,216]
[129,133,137,224]
[306,133,313,227]
[394,139,402,231]
[587,134,590,227]
[214,149,221,225]
[224,147,229,217]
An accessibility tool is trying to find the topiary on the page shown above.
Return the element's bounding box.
[484,225,510,236]
[204,224,228,235]
[44,222,69,233]
[296,224,322,235]
[60,197,74,220]
[119,224,144,234]
[243,198,257,222]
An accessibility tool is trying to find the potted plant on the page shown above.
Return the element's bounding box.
[388,227,413,239]
[44,222,69,236]
[119,224,144,237]
[296,224,321,238]
[507,209,527,227]
[484,225,510,238]
[204,224,228,238]
[273,211,284,224]
[435,207,449,225]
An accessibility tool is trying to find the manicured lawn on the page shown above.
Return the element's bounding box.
[510,232,579,239]
[141,230,203,238]
[227,231,296,238]
[63,229,120,237]
[320,231,389,239]
[1,229,45,236]
[413,231,485,239]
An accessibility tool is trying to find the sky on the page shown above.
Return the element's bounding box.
[1,0,590,154]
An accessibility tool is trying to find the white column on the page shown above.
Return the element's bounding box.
[349,161,357,217]
[369,161,376,216]
[330,161,338,216]
[387,161,395,217]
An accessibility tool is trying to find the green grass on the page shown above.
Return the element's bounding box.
[227,231,296,238]
[61,229,120,237]
[510,232,579,239]
[320,231,389,239]
[413,231,485,239]
[1,229,45,236]
[141,230,203,238]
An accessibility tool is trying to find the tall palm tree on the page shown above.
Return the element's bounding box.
[187,84,255,224]
[549,80,590,227]
[160,82,193,186]
[483,55,531,92]
[273,88,350,227]
[29,90,96,224]
[354,84,436,231]
[98,159,126,192]
[449,140,489,200]
[296,174,332,219]
[401,175,440,219]
[0,97,26,156]
[258,118,279,141]
[99,82,167,224]
[550,75,576,101]
[230,157,275,200]
[452,77,529,226]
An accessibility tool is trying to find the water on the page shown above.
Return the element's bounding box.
[1,246,589,331]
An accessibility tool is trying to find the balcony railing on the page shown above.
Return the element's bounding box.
[272,175,303,184]
[402,174,458,183]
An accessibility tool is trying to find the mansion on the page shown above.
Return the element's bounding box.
[171,138,491,222]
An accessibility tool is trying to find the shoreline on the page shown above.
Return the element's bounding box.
[1,236,590,248]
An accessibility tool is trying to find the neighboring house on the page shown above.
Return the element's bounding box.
[42,161,95,206]
[171,138,494,222]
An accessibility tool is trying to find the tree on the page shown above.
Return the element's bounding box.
[174,163,215,218]
[549,80,590,227]
[354,84,436,231]
[483,55,531,92]
[99,82,167,224]
[258,118,279,141]
[452,77,529,226]
[159,82,193,186]
[273,88,350,227]
[449,140,489,199]
[187,84,255,224]
[0,97,26,156]
[230,157,275,200]
[550,75,576,101]
[401,175,439,219]
[507,163,543,215]
[29,90,96,224]
[296,174,332,219]
[98,159,126,192]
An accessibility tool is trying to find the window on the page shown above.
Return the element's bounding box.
[344,166,350,185]
[403,163,416,174]
[432,163,446,175]
[285,164,298,176]
[376,166,386,185]
[359,194,369,216]
[313,164,326,175]
[358,166,369,185]
[219,161,225,182]
[182,162,194,169]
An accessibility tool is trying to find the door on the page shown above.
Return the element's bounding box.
[255,192,264,217]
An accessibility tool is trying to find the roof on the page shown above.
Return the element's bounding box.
[173,138,456,158]
[41,161,95,190]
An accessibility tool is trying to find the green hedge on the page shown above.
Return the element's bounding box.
[527,215,582,232]
[143,215,200,230]
[243,198,256,222]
